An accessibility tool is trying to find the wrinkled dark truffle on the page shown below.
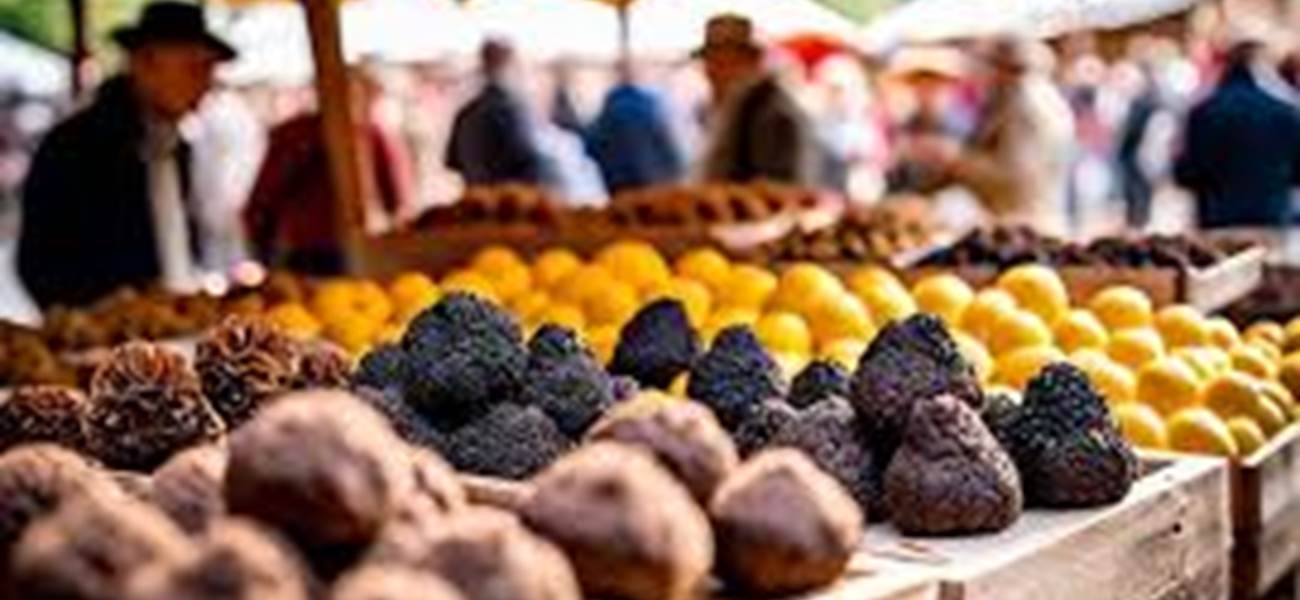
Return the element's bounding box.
[124,519,309,600]
[0,386,88,452]
[687,326,787,429]
[850,315,983,456]
[0,444,111,567]
[85,342,224,471]
[586,401,739,503]
[151,444,228,535]
[527,324,591,363]
[609,299,701,390]
[519,328,615,439]
[521,443,713,600]
[401,293,527,426]
[788,360,850,409]
[196,316,302,428]
[732,400,800,457]
[710,449,862,595]
[332,565,465,600]
[773,397,883,517]
[884,395,1022,535]
[440,404,569,480]
[352,344,408,391]
[9,495,194,600]
[354,386,446,449]
[293,340,352,390]
[995,363,1138,508]
[225,391,412,570]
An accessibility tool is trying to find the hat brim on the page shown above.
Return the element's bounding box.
[112,27,237,62]
[691,42,762,59]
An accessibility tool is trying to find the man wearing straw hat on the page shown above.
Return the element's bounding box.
[19,2,234,307]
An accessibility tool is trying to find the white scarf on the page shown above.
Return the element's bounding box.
[142,118,197,292]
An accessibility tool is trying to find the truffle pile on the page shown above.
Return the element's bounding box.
[754,204,935,263]
[920,226,1249,270]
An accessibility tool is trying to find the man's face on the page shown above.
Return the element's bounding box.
[131,42,221,120]
[703,46,760,101]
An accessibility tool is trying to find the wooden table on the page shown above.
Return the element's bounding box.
[1223,426,1300,599]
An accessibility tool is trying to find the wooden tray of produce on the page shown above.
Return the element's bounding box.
[357,225,565,278]
[861,454,1230,600]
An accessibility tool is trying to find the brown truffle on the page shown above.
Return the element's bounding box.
[9,495,194,600]
[710,449,862,595]
[195,316,301,427]
[225,391,411,569]
[151,444,229,535]
[84,342,224,471]
[125,519,310,600]
[586,401,739,503]
[293,340,352,390]
[521,442,713,600]
[332,565,465,600]
[0,385,88,452]
[0,444,112,566]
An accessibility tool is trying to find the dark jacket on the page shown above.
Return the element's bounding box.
[445,82,544,186]
[18,77,199,308]
[1174,65,1300,228]
[586,83,684,193]
[702,75,818,186]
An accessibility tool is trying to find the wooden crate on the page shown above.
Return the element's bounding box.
[1224,425,1300,599]
[862,455,1231,600]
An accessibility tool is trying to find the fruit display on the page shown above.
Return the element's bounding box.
[607,182,824,228]
[412,184,563,228]
[751,203,936,263]
[919,226,1252,270]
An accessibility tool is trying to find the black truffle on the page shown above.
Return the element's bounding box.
[884,395,1022,535]
[0,386,88,453]
[527,324,592,363]
[772,397,884,517]
[440,404,569,480]
[519,326,615,439]
[732,399,800,457]
[687,326,787,429]
[351,344,408,391]
[84,342,224,471]
[788,360,850,409]
[151,444,228,535]
[353,386,446,449]
[124,519,310,600]
[710,449,862,595]
[521,443,713,600]
[332,565,465,600]
[196,316,302,428]
[609,299,701,390]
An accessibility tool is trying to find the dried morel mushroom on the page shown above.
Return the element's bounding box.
[586,400,739,504]
[332,565,465,600]
[0,444,111,566]
[225,391,412,566]
[884,395,1022,535]
[788,360,850,409]
[151,444,229,535]
[609,299,701,390]
[195,316,301,427]
[85,342,224,471]
[994,363,1138,508]
[850,315,983,455]
[772,398,884,517]
[440,404,569,480]
[9,495,194,600]
[0,385,88,453]
[293,340,352,390]
[687,326,787,430]
[732,399,800,457]
[125,519,310,600]
[710,449,862,595]
[521,442,713,600]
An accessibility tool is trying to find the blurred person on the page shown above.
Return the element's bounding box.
[244,70,412,276]
[1115,51,1177,229]
[884,46,972,195]
[445,39,545,186]
[586,60,686,193]
[1174,37,1300,228]
[550,59,586,134]
[809,55,890,197]
[18,2,233,307]
[696,14,818,186]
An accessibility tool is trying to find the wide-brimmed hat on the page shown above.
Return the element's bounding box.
[112,2,236,61]
[885,46,970,81]
[693,14,762,58]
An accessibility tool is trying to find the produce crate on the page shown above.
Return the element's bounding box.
[862,454,1230,600]
[1222,425,1300,599]
[357,225,563,278]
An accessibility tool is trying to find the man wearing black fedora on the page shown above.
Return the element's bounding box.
[18,1,235,308]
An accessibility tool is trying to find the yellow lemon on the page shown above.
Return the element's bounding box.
[264,302,323,339]
[1244,321,1285,349]
[718,265,779,310]
[1283,317,1300,353]
[387,271,439,309]
[988,309,1052,357]
[669,372,689,397]
[532,248,583,290]
[1227,417,1269,457]
[805,294,875,347]
[353,281,395,325]
[1053,309,1109,353]
[441,270,499,304]
[309,279,358,322]
[1259,380,1297,420]
[994,346,1066,390]
[1201,371,1286,435]
[481,262,532,302]
[586,325,620,365]
[1206,317,1241,351]
[536,303,587,331]
[1279,353,1300,401]
[911,274,975,325]
[960,288,1018,344]
[953,331,994,384]
[770,263,845,315]
[1249,338,1283,365]
[471,245,526,276]
[756,311,814,356]
[1136,358,1201,416]
[646,278,713,327]
[1231,344,1278,380]
[551,264,614,305]
[772,351,810,382]
[582,280,640,328]
[848,267,916,325]
[1089,285,1154,332]
[1113,402,1169,449]
[510,290,551,326]
[674,248,732,293]
[1167,408,1238,457]
[1070,349,1137,403]
[595,240,671,293]
[846,266,907,298]
[1155,305,1211,349]
[324,315,381,354]
[1107,328,1165,371]
[820,338,867,371]
[996,265,1070,326]
[1170,347,1216,383]
[703,307,761,341]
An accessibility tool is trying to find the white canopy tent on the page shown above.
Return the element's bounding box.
[0,31,70,96]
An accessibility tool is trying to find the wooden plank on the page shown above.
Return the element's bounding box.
[1185,246,1265,314]
[862,456,1230,600]
[1229,425,1300,599]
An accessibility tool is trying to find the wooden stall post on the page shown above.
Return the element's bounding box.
[69,0,89,97]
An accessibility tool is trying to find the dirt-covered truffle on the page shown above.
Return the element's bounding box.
[0,386,88,452]
[994,363,1138,508]
[151,444,228,535]
[124,519,309,600]
[225,391,412,568]
[85,342,224,471]
[850,315,983,456]
[710,449,862,595]
[332,565,465,600]
[352,344,408,391]
[521,442,713,600]
[440,404,569,480]
[196,316,302,428]
[293,340,352,390]
[400,293,527,426]
[520,325,615,439]
[0,444,112,566]
[609,299,701,390]
[732,400,800,457]
[772,397,883,517]
[587,401,739,503]
[687,326,787,429]
[885,395,1022,535]
[9,495,194,600]
[788,360,850,409]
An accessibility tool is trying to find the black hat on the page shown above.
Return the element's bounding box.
[693,14,762,59]
[112,2,236,61]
